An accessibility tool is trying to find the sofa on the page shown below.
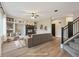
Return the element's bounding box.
[28,33,53,48]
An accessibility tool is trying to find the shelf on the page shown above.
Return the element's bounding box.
[6,17,15,37]
[15,22,25,25]
[7,21,14,23]
[6,17,26,37]
[7,29,13,30]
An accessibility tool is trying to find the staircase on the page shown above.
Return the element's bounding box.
[61,17,79,57]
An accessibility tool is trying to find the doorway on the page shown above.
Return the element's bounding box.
[68,22,73,38]
[51,24,55,36]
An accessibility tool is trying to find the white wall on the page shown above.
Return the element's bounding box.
[36,16,74,37]
[0,8,3,56]
[15,24,25,36]
[0,9,3,36]
[0,8,5,56]
[52,20,62,37]
[14,18,27,36]
[51,16,74,37]
[36,19,51,34]
[2,15,7,42]
[66,16,73,25]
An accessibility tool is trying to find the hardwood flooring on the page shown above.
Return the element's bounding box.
[2,37,72,57]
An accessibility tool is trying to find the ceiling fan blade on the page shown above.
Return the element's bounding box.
[24,13,31,15]
[23,10,32,13]
[23,10,38,14]
[37,10,51,14]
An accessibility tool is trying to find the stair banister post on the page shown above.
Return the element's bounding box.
[61,27,64,44]
[60,27,64,48]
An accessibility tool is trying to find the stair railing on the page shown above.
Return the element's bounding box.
[61,17,79,44]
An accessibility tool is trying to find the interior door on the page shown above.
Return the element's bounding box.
[51,24,55,36]
[68,22,73,38]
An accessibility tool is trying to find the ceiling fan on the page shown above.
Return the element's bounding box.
[31,12,39,19]
[23,9,56,20]
[23,10,40,19]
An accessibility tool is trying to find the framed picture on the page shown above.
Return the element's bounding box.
[44,26,47,30]
[40,25,43,29]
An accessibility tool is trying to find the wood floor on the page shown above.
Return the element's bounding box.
[2,37,72,57]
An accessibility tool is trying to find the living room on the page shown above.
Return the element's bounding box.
[0,2,79,57]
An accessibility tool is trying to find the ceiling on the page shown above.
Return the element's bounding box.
[1,2,79,20]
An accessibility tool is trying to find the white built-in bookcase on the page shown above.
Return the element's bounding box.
[6,17,26,37]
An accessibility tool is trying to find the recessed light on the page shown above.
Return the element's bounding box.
[54,10,58,12]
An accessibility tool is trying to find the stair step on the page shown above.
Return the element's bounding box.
[74,38,79,44]
[64,33,79,44]
[69,42,79,52]
[64,44,79,57]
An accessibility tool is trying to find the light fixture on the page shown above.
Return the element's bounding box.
[31,14,39,19]
[54,10,58,12]
[59,22,61,24]
[31,16,35,19]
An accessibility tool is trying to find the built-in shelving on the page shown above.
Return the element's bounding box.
[6,17,15,36]
[6,17,26,37]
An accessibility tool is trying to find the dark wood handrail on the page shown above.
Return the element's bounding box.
[63,17,79,29]
[61,17,79,44]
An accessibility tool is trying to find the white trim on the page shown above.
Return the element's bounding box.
[60,44,64,48]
